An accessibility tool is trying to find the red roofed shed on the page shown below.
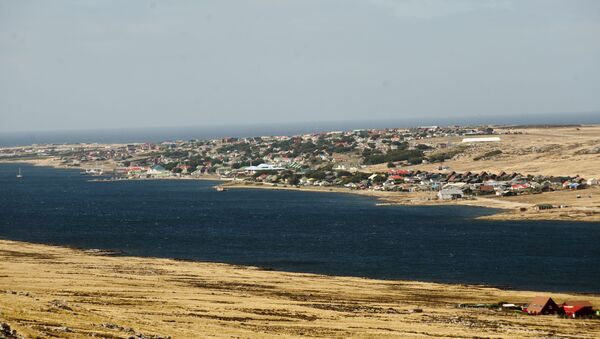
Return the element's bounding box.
[562,300,594,318]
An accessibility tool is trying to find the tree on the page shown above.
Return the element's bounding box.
[163,162,178,171]
[372,175,386,184]
[306,170,326,180]
[286,174,300,185]
[363,149,424,165]
[407,156,424,165]
[335,170,352,177]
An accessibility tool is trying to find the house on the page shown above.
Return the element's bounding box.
[127,166,148,176]
[147,165,170,177]
[178,165,191,174]
[525,296,560,315]
[511,183,530,192]
[562,300,594,318]
[437,187,464,200]
[478,185,496,195]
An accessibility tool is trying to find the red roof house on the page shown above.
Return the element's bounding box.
[562,300,594,318]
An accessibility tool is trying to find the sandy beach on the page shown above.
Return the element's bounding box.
[0,239,598,338]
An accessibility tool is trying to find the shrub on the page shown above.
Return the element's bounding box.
[473,150,502,161]
[364,149,424,165]
[427,148,464,163]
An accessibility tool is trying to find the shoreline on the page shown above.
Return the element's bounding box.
[1,239,598,338]
[2,236,596,295]
[222,182,600,222]
[3,159,600,222]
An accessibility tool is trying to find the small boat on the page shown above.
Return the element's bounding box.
[16,167,23,178]
[215,186,227,192]
[82,168,104,176]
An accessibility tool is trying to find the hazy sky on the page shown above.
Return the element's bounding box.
[1,0,599,133]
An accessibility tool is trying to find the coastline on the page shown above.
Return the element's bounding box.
[222,182,600,222]
[1,239,598,338]
[0,157,68,169]
[0,158,222,181]
[3,158,599,222]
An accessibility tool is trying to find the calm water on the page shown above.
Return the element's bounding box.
[2,112,600,146]
[1,164,599,292]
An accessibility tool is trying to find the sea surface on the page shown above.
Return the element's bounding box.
[2,112,600,147]
[1,163,599,292]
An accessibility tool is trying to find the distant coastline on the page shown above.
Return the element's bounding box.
[2,123,600,223]
[2,156,600,222]
[2,112,600,147]
[221,181,600,222]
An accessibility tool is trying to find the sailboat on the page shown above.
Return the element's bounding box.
[16,167,23,178]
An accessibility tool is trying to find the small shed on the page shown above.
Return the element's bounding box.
[526,296,560,315]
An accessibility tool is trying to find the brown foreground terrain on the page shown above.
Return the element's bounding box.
[0,240,599,338]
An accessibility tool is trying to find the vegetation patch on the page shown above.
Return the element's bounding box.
[473,150,503,161]
[427,147,465,163]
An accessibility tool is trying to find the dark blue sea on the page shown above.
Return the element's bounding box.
[1,163,599,292]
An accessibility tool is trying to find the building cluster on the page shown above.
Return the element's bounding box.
[0,125,501,174]
[0,143,156,165]
[107,160,599,203]
[230,167,597,200]
[524,296,597,318]
[459,296,598,319]
[3,125,597,201]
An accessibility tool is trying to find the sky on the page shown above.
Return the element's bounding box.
[0,0,599,133]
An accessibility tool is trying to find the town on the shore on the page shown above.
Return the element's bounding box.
[2,125,598,204]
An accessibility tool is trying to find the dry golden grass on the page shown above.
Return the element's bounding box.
[477,186,600,221]
[1,240,599,338]
[368,125,600,178]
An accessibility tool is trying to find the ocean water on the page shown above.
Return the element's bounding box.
[0,163,599,292]
[2,112,600,147]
